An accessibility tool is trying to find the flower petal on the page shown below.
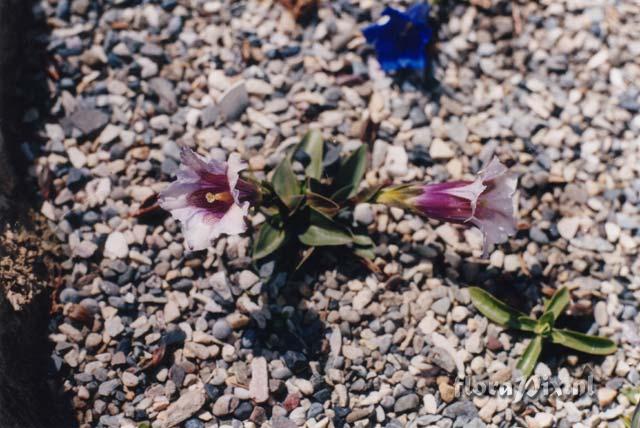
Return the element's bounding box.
[182,211,216,251]
[478,156,508,182]
[226,153,246,204]
[442,179,486,217]
[158,181,200,214]
[178,147,226,182]
[472,208,517,257]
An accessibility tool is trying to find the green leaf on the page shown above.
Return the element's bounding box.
[306,191,339,217]
[550,329,617,355]
[535,312,554,335]
[354,246,375,260]
[516,316,538,333]
[468,287,535,331]
[353,235,374,247]
[351,183,385,205]
[253,222,287,260]
[516,335,543,379]
[299,209,353,247]
[621,386,640,405]
[632,402,640,428]
[333,145,367,200]
[543,287,570,321]
[300,130,324,180]
[272,158,301,209]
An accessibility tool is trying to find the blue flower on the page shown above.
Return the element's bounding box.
[363,3,432,72]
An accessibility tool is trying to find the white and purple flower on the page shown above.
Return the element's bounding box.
[377,157,518,255]
[158,148,257,251]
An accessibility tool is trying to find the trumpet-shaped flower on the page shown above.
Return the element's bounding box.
[158,148,257,251]
[362,3,432,72]
[377,157,517,255]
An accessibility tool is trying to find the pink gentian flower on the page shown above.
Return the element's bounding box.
[159,148,257,251]
[377,157,517,255]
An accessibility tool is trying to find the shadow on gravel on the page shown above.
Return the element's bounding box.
[0,0,76,426]
[240,248,373,420]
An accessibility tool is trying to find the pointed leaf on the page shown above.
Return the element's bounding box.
[543,287,570,321]
[354,246,375,260]
[333,145,367,200]
[516,335,543,379]
[300,130,324,179]
[468,287,535,331]
[353,235,374,247]
[306,191,339,217]
[299,209,353,246]
[632,402,640,428]
[535,312,554,335]
[550,329,617,355]
[516,316,538,333]
[253,223,287,260]
[272,158,301,209]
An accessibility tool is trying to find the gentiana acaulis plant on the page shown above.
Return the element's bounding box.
[469,287,617,379]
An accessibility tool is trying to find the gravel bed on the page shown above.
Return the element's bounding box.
[31,0,640,427]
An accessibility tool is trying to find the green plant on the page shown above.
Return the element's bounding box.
[469,287,617,378]
[252,130,378,277]
[621,387,640,427]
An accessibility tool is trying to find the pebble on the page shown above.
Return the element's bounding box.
[162,390,205,428]
[104,232,128,259]
[249,357,269,404]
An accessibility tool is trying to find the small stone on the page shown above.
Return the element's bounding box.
[64,108,109,135]
[605,222,621,242]
[105,316,124,337]
[353,289,373,311]
[451,306,469,322]
[98,379,120,396]
[74,240,97,258]
[212,394,239,417]
[431,297,451,316]
[478,398,496,422]
[218,81,249,121]
[163,390,206,428]
[104,232,128,259]
[423,394,437,414]
[429,139,455,159]
[439,382,455,403]
[121,372,139,388]
[246,78,274,96]
[597,388,617,407]
[394,394,419,414]
[533,412,554,428]
[385,145,408,177]
[238,270,259,289]
[594,301,608,327]
[249,357,269,404]
[342,344,363,360]
[503,254,520,272]
[354,203,374,225]
[557,217,580,240]
[213,319,232,340]
[443,400,477,419]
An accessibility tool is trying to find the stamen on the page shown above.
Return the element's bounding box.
[206,192,218,203]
